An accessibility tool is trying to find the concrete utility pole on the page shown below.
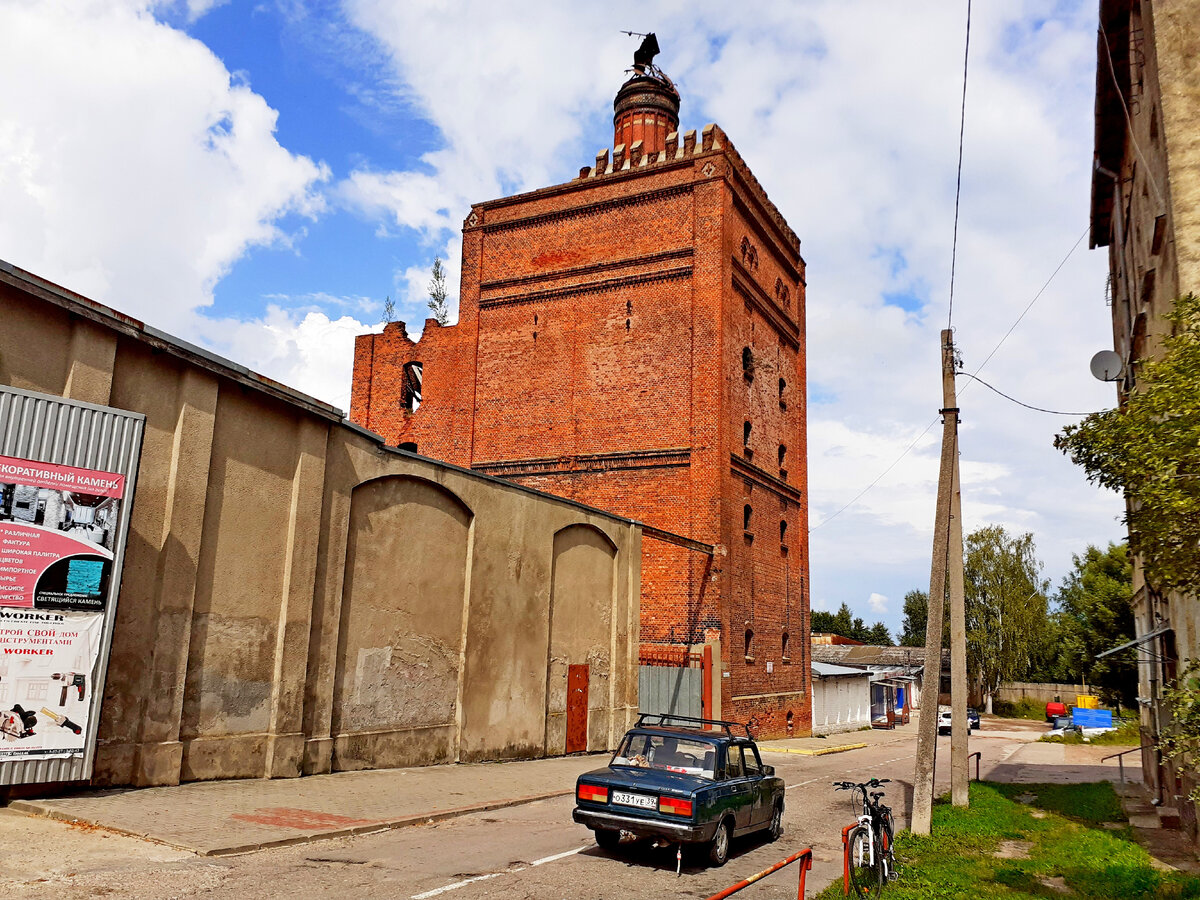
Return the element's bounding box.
[912,329,970,832]
[948,434,969,806]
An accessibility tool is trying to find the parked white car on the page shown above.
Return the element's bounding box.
[937,706,975,735]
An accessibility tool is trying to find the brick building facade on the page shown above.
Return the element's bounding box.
[350,61,811,737]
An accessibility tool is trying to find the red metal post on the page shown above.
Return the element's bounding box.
[702,645,714,721]
[841,823,856,895]
[702,848,814,900]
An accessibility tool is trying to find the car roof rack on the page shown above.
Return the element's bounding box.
[635,712,752,738]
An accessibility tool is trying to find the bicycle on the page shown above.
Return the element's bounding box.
[834,777,896,897]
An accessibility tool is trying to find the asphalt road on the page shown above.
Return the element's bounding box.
[6,726,1035,899]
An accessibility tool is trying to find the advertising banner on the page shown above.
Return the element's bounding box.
[0,455,125,612]
[0,608,104,758]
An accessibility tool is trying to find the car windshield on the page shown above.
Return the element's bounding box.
[611,733,717,780]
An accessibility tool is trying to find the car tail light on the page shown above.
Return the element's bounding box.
[577,784,608,804]
[659,796,693,817]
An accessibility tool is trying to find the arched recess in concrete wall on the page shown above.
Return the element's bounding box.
[546,524,617,755]
[332,475,472,770]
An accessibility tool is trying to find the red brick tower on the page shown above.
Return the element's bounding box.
[350,51,810,737]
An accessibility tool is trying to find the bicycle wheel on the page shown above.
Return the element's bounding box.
[847,826,883,897]
[880,810,896,880]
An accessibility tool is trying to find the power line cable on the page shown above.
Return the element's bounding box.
[812,224,1093,532]
[947,0,973,330]
[958,372,1107,416]
[809,415,940,532]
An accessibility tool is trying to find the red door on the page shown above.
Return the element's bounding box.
[566,664,589,753]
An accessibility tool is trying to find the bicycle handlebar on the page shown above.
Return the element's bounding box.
[833,778,891,791]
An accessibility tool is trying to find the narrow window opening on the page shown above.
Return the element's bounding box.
[778,378,787,408]
[402,362,423,412]
[782,632,790,661]
[743,504,753,531]
[780,520,788,543]
[743,421,752,459]
[786,710,794,734]
[778,444,787,468]
[742,347,754,380]
[533,313,538,325]
[744,628,754,661]
[625,318,630,331]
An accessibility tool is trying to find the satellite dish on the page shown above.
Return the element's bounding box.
[1090,350,1124,382]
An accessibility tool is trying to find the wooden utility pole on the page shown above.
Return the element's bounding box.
[912,329,970,832]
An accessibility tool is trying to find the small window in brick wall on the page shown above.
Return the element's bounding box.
[780,520,788,545]
[742,347,754,381]
[744,628,754,661]
[743,504,753,532]
[779,378,787,408]
[402,362,423,412]
[743,421,753,459]
[782,631,790,661]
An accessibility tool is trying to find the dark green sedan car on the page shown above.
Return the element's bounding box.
[572,714,785,866]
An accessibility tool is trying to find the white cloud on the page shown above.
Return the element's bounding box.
[868,593,889,615]
[196,305,382,409]
[0,0,328,333]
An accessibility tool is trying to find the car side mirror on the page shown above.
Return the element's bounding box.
[763,765,774,776]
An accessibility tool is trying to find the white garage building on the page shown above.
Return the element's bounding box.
[811,662,872,735]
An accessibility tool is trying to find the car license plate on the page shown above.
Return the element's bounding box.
[612,790,656,810]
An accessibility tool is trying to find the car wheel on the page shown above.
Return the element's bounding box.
[708,819,732,867]
[767,802,783,841]
[594,828,621,852]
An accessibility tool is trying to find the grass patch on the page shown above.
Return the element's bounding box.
[992,698,1049,720]
[993,781,1124,824]
[812,781,1200,899]
[1039,719,1141,746]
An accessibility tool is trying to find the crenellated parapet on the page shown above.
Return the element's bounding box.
[575,123,801,257]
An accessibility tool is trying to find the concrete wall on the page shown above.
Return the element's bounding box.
[0,262,641,787]
[993,682,1095,706]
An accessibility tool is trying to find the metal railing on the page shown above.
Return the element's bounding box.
[969,751,981,782]
[704,847,814,900]
[1102,744,1150,783]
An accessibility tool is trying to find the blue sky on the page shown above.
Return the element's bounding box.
[0,0,1124,636]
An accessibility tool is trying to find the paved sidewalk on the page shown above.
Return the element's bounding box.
[10,754,607,856]
[6,717,920,857]
[758,718,919,756]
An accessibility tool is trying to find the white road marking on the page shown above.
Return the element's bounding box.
[410,844,588,898]
[411,873,503,898]
[531,846,587,866]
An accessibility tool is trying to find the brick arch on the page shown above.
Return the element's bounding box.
[332,475,473,770]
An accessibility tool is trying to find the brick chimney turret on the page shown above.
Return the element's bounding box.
[613,73,680,158]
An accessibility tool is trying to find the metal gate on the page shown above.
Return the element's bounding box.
[638,646,709,719]
[0,385,144,787]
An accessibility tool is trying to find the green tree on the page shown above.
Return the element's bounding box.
[427,256,450,326]
[811,602,890,644]
[1161,664,1200,802]
[900,590,929,647]
[964,525,1051,713]
[1056,293,1200,596]
[865,622,893,646]
[1049,543,1136,712]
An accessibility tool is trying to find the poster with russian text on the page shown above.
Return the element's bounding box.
[0,455,124,612]
[0,608,104,758]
